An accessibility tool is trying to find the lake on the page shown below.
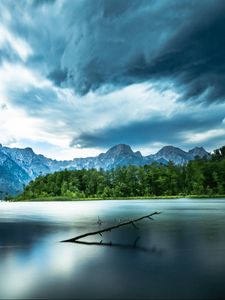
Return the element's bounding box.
[0,198,225,299]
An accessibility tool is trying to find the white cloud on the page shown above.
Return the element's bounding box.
[0,57,225,159]
[0,62,50,92]
[0,24,32,61]
[0,58,224,158]
[0,61,183,159]
[184,129,225,144]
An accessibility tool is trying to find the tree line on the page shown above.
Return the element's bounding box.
[16,146,225,199]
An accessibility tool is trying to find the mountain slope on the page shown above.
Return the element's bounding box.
[0,143,209,196]
[188,147,210,160]
[0,150,30,196]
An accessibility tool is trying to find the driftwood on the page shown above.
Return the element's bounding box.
[61,211,161,243]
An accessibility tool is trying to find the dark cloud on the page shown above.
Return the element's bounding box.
[48,68,68,86]
[71,108,225,150]
[3,0,225,103]
[23,0,221,103]
[59,0,225,102]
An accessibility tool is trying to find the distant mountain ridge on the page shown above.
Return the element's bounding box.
[147,145,209,165]
[0,143,209,197]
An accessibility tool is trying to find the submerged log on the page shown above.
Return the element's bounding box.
[61,211,161,243]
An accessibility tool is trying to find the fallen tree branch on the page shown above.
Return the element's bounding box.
[61,211,161,243]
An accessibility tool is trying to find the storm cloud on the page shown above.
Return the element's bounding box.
[60,0,225,103]
[62,0,225,103]
[1,0,225,158]
[70,106,225,151]
[1,0,225,103]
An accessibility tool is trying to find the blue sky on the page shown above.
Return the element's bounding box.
[1,0,225,159]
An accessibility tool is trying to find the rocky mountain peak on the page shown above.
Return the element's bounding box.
[105,144,134,157]
[153,145,189,165]
[156,145,186,156]
[188,147,209,158]
[134,151,142,158]
[24,147,34,153]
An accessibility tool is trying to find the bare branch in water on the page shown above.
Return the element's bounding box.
[61,211,161,243]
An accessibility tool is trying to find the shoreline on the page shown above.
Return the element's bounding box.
[6,194,225,202]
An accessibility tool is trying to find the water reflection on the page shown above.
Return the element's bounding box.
[72,238,163,255]
[0,199,225,299]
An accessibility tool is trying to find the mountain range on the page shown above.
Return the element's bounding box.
[0,143,209,197]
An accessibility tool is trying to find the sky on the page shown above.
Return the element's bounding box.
[1,0,225,159]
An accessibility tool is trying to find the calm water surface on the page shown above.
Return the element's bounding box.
[0,198,225,299]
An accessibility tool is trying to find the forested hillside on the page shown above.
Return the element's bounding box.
[14,146,225,200]
[0,143,209,196]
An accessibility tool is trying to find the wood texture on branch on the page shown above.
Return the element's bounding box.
[61,211,161,243]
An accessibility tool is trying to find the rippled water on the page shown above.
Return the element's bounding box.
[0,198,225,299]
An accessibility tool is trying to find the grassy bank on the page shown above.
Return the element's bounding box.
[8,194,225,202]
[9,195,181,202]
[186,194,225,198]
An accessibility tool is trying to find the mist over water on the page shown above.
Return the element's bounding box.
[0,199,225,299]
